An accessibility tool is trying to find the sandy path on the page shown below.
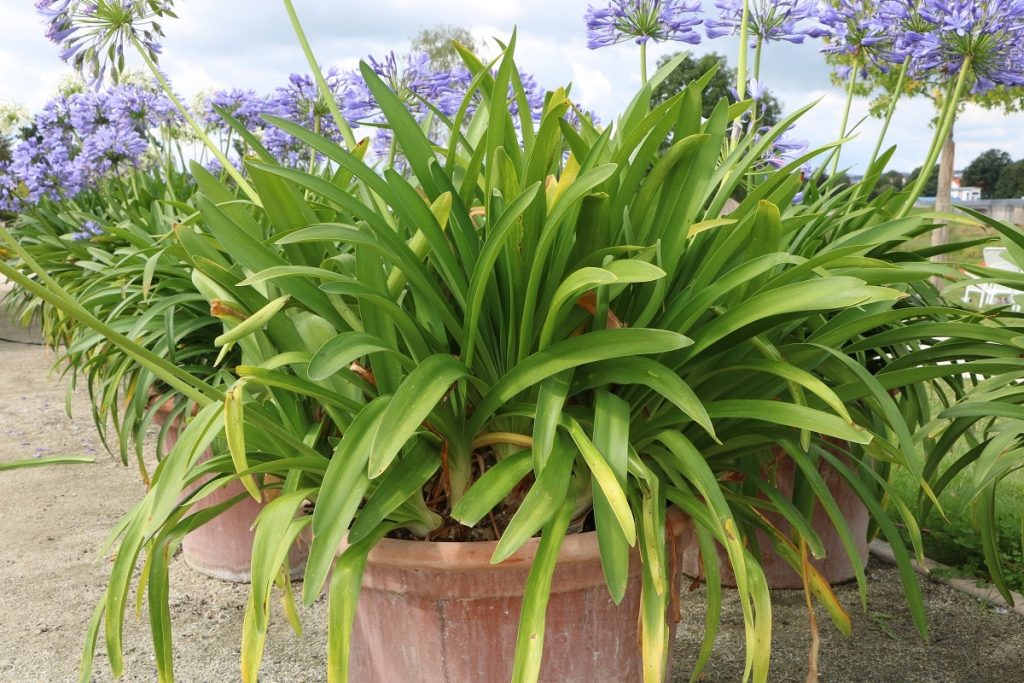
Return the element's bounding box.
[0,285,1021,682]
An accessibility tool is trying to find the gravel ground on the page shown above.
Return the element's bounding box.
[1,291,1022,683]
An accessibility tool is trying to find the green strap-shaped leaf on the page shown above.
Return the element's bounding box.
[359,60,441,197]
[367,354,469,477]
[327,523,397,683]
[509,480,578,683]
[591,390,632,604]
[450,449,533,527]
[492,436,575,564]
[0,455,94,471]
[349,441,440,544]
[532,371,573,473]
[572,356,715,442]
[308,331,412,382]
[303,398,390,605]
[224,382,262,502]
[680,277,903,361]
[147,534,179,683]
[242,498,313,683]
[564,416,636,545]
[461,181,542,367]
[469,328,692,436]
[248,490,316,632]
[705,399,872,444]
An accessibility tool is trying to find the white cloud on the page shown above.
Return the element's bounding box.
[4,1,1024,173]
[569,60,614,111]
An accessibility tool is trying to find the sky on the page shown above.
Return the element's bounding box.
[2,0,1024,175]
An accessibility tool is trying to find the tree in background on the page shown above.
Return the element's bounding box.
[824,6,1024,257]
[651,51,782,127]
[907,165,939,199]
[871,169,906,199]
[961,148,1012,199]
[994,160,1024,199]
[410,25,479,71]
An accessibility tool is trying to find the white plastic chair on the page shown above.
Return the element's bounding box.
[982,247,1021,273]
[980,247,1022,310]
[960,270,989,306]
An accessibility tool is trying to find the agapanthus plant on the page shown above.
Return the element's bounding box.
[199,88,271,134]
[262,69,354,169]
[585,0,703,80]
[889,0,1024,91]
[0,84,174,211]
[705,0,830,45]
[36,0,175,85]
[885,0,1024,211]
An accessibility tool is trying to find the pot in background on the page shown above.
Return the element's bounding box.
[152,400,309,583]
[680,449,869,589]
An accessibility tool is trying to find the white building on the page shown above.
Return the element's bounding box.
[951,176,982,201]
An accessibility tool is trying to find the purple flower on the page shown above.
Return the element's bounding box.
[35,0,176,85]
[347,52,445,121]
[6,134,84,206]
[262,68,354,167]
[109,84,179,131]
[705,0,828,45]
[819,0,899,73]
[584,0,703,48]
[68,90,113,136]
[79,122,148,174]
[758,126,809,170]
[0,80,168,208]
[69,219,103,240]
[201,88,271,132]
[876,0,1024,91]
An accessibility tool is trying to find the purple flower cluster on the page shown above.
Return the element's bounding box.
[260,68,354,168]
[705,0,829,44]
[585,0,704,48]
[819,1,898,75]
[879,0,1024,91]
[36,0,175,85]
[0,84,175,211]
[200,88,270,133]
[69,219,104,240]
[353,53,548,164]
[814,1,1024,91]
[758,126,809,170]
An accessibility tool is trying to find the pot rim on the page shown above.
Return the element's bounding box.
[351,507,689,572]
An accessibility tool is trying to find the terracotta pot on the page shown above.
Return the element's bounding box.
[680,448,869,589]
[152,400,309,583]
[345,508,689,682]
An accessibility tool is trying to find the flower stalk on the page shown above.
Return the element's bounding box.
[867,56,910,169]
[899,55,973,216]
[131,38,259,203]
[281,0,358,151]
[830,57,860,180]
